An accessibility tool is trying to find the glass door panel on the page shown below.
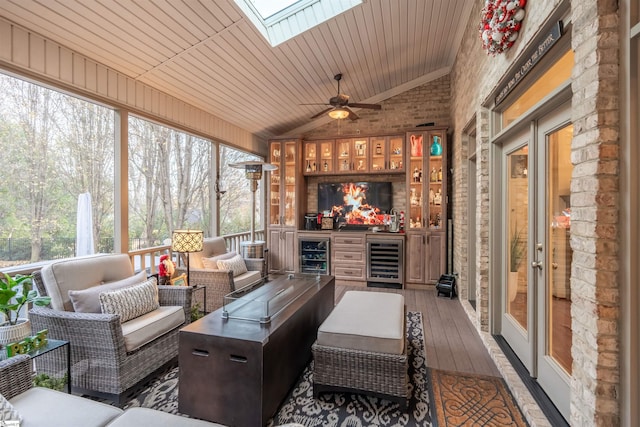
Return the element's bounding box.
[389,136,404,171]
[283,141,296,226]
[428,133,445,229]
[320,141,333,172]
[269,142,281,225]
[546,125,573,374]
[408,133,425,229]
[370,136,386,171]
[353,138,368,172]
[336,139,352,172]
[304,141,317,173]
[507,147,529,330]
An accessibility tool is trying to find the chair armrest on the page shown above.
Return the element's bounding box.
[0,354,32,399]
[29,307,126,362]
[157,285,193,324]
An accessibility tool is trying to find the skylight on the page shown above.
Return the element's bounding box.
[235,0,362,47]
[251,0,301,19]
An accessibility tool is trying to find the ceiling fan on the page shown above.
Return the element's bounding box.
[308,73,381,121]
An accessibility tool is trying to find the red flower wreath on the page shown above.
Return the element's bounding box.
[480,0,526,55]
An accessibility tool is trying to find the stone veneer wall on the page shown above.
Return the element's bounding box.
[301,75,451,139]
[569,1,620,425]
[448,0,622,425]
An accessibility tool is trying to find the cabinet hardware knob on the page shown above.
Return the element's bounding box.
[531,261,543,270]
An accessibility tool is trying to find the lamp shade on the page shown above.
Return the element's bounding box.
[328,108,349,119]
[171,230,204,253]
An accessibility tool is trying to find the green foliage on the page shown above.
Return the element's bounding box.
[510,227,525,272]
[33,373,68,391]
[0,273,51,325]
[190,303,204,322]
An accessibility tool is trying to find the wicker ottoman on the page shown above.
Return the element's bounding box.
[312,291,408,408]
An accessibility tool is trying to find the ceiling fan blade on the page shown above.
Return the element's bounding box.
[300,103,331,106]
[345,107,359,121]
[311,107,333,119]
[348,103,382,110]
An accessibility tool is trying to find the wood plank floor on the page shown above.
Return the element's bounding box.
[336,285,501,377]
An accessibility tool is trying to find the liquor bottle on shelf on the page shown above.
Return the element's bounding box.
[438,167,442,182]
[323,160,328,171]
[306,161,311,172]
[376,143,382,155]
[430,168,437,182]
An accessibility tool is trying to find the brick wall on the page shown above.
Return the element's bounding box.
[569,0,620,425]
[302,75,451,139]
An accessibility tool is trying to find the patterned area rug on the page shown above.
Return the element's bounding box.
[266,311,431,426]
[124,311,432,426]
[429,369,528,427]
[123,312,528,427]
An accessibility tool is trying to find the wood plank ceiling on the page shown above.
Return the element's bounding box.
[0,0,473,140]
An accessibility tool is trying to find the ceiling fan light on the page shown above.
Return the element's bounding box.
[328,108,349,119]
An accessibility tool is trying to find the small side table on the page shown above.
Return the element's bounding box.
[2,338,71,393]
[192,285,207,315]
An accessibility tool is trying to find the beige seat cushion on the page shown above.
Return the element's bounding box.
[232,270,263,290]
[11,387,123,427]
[120,306,185,352]
[317,291,405,355]
[106,407,224,426]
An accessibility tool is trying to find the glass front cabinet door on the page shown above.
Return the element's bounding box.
[405,128,448,285]
[335,137,368,173]
[303,140,334,175]
[370,135,405,173]
[269,140,299,227]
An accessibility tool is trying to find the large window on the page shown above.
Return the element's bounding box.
[219,145,261,236]
[128,116,213,249]
[0,73,264,267]
[0,73,115,267]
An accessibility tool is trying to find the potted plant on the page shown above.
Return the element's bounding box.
[0,273,51,345]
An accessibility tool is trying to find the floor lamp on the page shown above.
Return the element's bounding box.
[171,229,204,286]
[229,161,277,259]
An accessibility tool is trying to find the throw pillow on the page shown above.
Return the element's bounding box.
[99,277,159,323]
[0,393,21,424]
[202,252,236,270]
[217,254,248,277]
[69,270,147,313]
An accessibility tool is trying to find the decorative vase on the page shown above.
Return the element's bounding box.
[430,136,443,156]
[0,318,32,345]
[410,135,423,157]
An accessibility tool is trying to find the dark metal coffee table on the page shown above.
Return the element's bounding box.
[178,274,335,427]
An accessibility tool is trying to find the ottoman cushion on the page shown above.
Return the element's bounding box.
[317,291,404,354]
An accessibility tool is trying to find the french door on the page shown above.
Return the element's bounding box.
[500,101,572,420]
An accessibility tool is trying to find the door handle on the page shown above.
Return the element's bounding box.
[531,261,543,270]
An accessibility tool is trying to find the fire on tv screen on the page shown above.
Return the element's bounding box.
[317,182,392,225]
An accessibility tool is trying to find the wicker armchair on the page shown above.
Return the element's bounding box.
[175,237,265,312]
[29,254,193,404]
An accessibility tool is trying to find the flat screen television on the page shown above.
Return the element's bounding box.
[318,182,393,226]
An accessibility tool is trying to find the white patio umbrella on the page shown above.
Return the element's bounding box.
[76,192,95,256]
